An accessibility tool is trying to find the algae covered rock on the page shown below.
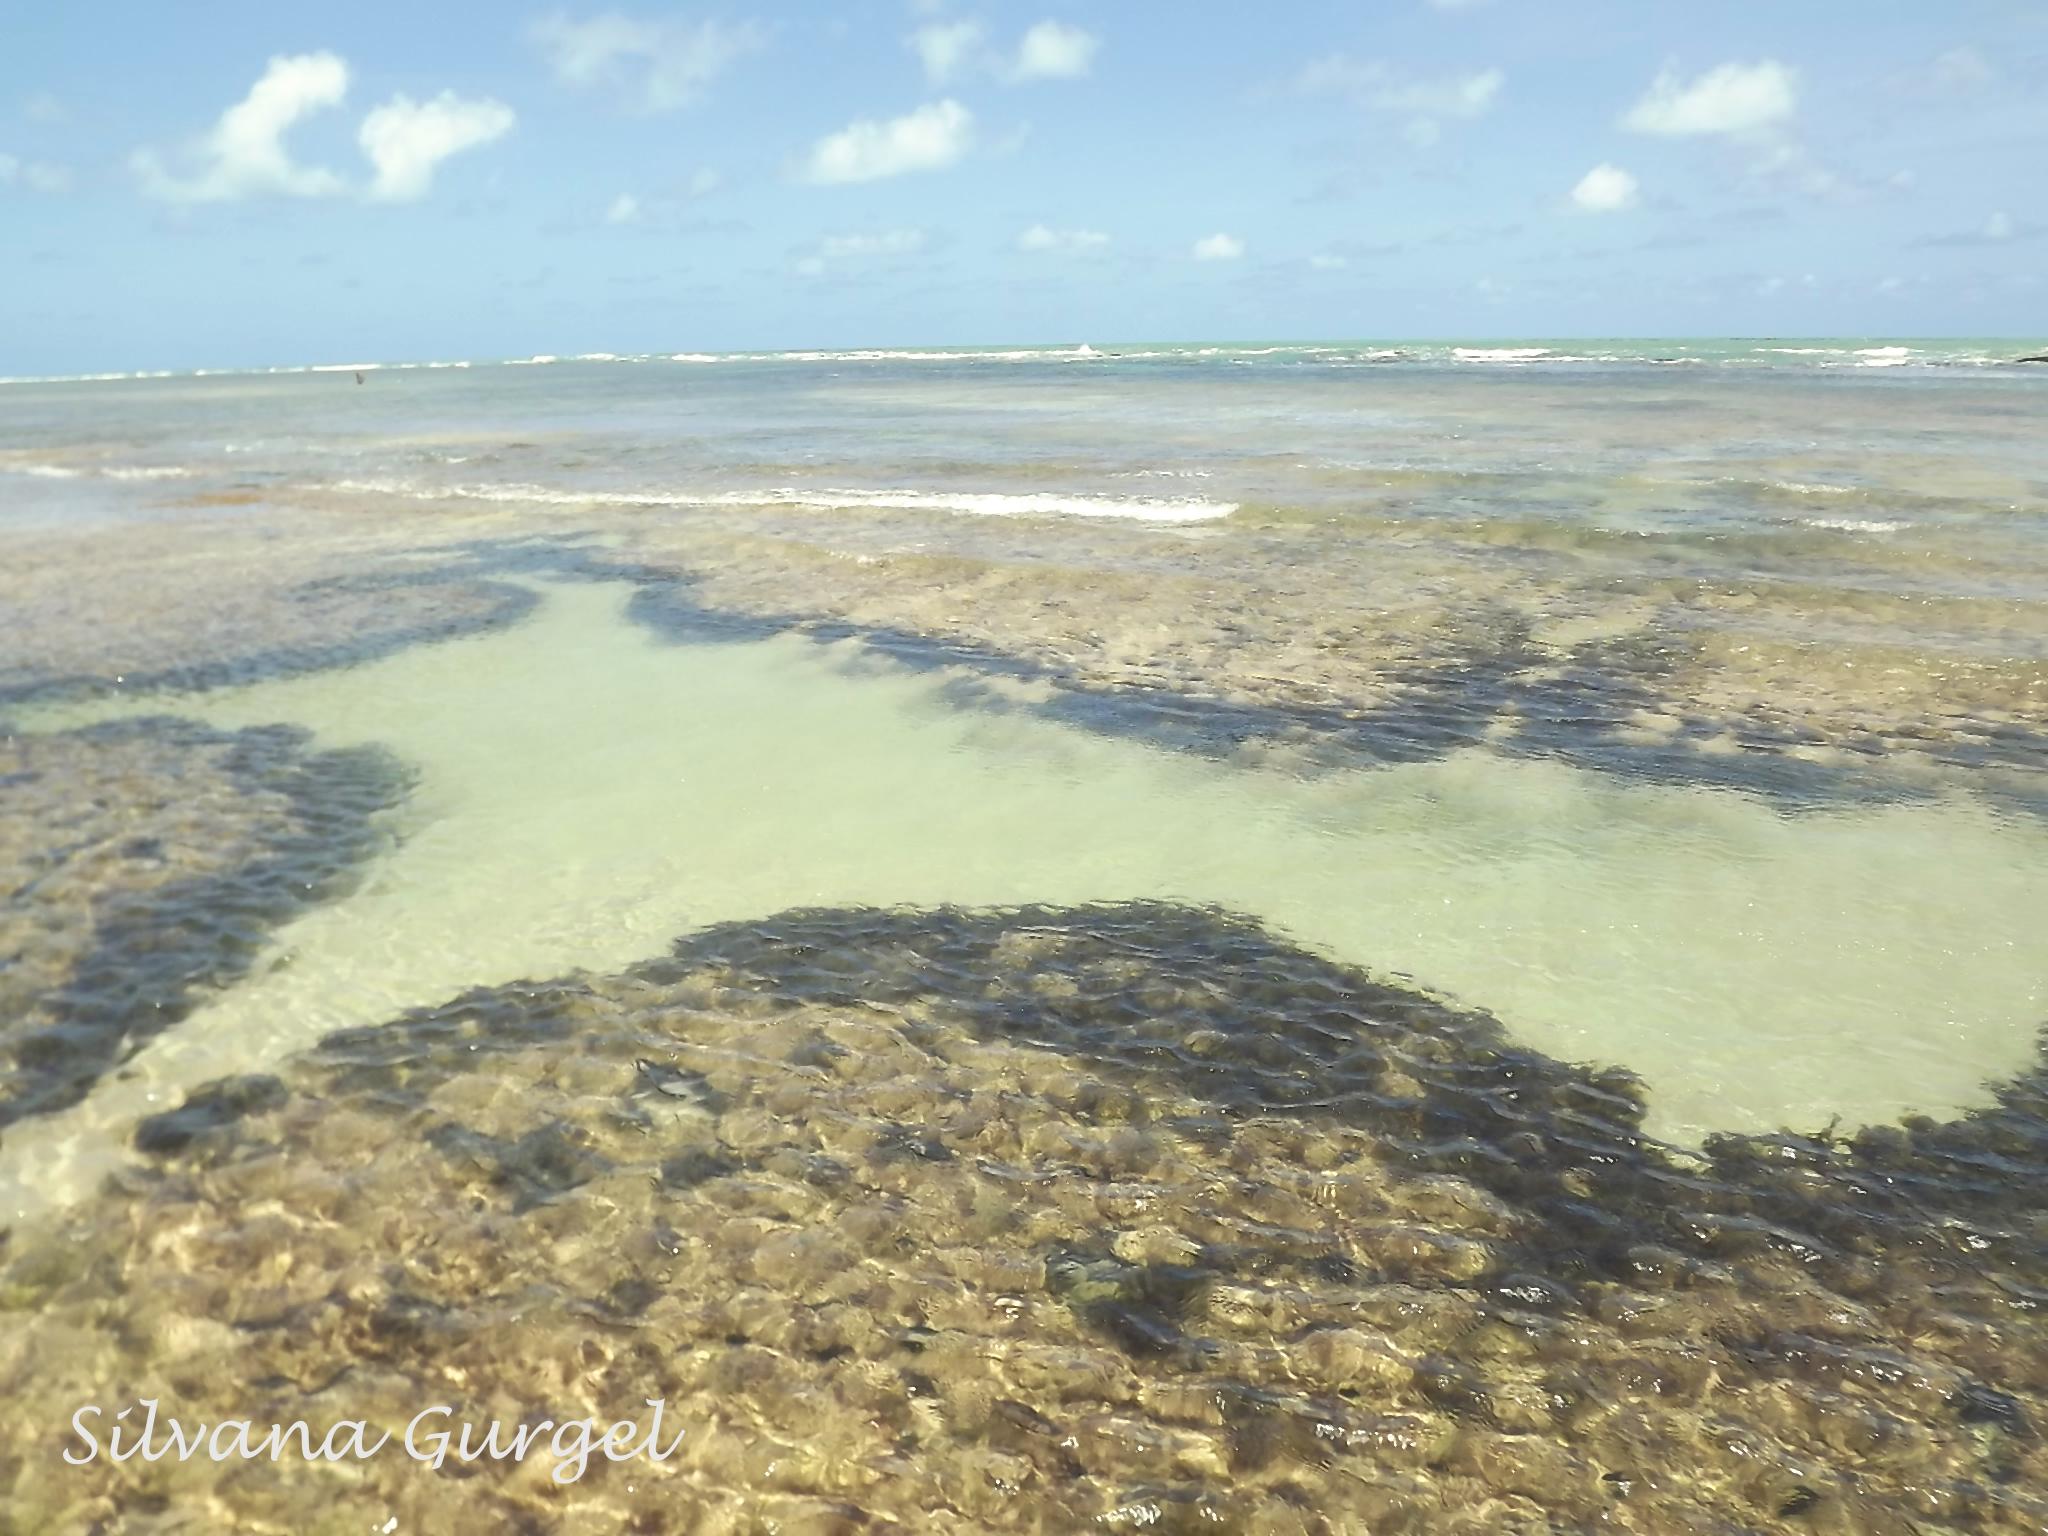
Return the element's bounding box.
[1,900,2043,1531]
[0,719,407,1134]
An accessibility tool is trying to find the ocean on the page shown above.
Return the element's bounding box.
[3,340,2046,1529]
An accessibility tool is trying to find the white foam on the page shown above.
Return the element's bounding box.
[662,344,1110,365]
[753,486,1234,522]
[102,465,194,481]
[10,463,83,479]
[1769,480,1856,497]
[329,477,1236,522]
[0,370,178,385]
[2,341,2032,388]
[1805,516,1910,533]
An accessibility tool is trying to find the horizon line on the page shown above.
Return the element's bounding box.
[6,335,2048,388]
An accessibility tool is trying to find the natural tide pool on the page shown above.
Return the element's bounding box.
[3,353,2046,1532]
[7,572,2046,1224]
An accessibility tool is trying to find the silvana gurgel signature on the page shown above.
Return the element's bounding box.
[64,1399,686,1485]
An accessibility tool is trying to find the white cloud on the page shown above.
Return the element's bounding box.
[131,52,510,205]
[796,227,926,275]
[910,21,983,85]
[907,20,1098,88]
[1192,232,1243,261]
[1296,56,1502,144]
[1299,57,1501,116]
[821,229,925,258]
[532,12,764,112]
[1019,223,1108,252]
[1373,67,1503,117]
[359,91,513,202]
[134,52,350,202]
[1911,210,2047,248]
[1571,162,1639,212]
[23,92,66,124]
[1013,20,1098,81]
[1309,253,1348,269]
[801,99,972,184]
[1748,137,1857,201]
[1623,60,1797,137]
[603,168,719,226]
[0,152,70,192]
[1928,47,1993,92]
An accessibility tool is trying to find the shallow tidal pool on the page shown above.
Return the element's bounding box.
[7,573,2046,1224]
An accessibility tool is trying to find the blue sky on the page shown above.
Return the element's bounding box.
[2,0,2043,372]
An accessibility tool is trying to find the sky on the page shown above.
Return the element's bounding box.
[1,0,2044,373]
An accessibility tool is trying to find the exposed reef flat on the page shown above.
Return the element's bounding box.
[6,488,2046,812]
[2,902,2041,1532]
[0,513,537,708]
[0,720,408,1134]
[605,508,2048,802]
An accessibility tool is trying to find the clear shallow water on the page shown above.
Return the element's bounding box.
[4,349,2048,1530]
[7,573,2046,1226]
[4,348,2046,1144]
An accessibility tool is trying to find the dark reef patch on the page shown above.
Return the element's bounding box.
[611,543,1982,809]
[8,899,2042,1531]
[0,718,408,1134]
[15,525,2014,813]
[0,573,539,710]
[132,1073,288,1158]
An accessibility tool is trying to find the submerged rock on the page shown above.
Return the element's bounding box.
[1,900,2043,1532]
[0,719,407,1134]
[132,1073,288,1157]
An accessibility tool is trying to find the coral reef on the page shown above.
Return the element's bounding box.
[0,720,406,1132]
[3,902,2040,1532]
